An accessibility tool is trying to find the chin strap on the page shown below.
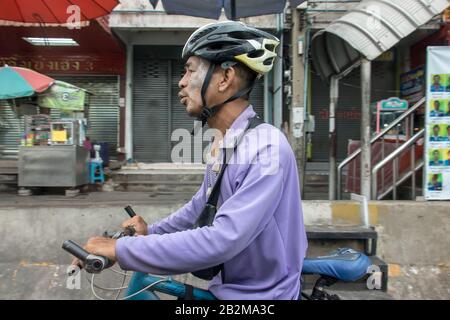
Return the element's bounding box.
[191,62,255,135]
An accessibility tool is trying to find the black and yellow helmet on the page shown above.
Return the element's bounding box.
[182,21,279,75]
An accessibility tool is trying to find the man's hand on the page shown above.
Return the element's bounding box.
[122,215,148,236]
[71,237,117,269]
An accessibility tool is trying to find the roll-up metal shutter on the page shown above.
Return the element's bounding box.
[0,100,23,159]
[55,76,119,158]
[310,59,396,162]
[133,59,170,162]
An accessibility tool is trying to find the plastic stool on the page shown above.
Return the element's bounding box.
[89,161,105,184]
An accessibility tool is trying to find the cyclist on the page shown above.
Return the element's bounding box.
[77,21,308,300]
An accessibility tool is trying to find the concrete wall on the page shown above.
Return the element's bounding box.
[0,199,448,299]
[1,200,448,265]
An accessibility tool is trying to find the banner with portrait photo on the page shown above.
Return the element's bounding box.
[425,47,450,200]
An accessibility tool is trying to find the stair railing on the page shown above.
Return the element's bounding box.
[337,97,425,200]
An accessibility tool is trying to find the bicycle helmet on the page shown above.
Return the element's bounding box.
[182,21,279,128]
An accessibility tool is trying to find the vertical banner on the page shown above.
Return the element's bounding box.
[425,47,450,200]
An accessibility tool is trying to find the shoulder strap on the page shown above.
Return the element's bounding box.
[207,114,265,207]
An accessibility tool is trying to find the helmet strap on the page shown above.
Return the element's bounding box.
[191,62,255,135]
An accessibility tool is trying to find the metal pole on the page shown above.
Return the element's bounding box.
[360,58,372,199]
[290,7,307,198]
[125,42,134,161]
[411,144,416,200]
[329,76,339,200]
[230,0,236,20]
[273,13,283,129]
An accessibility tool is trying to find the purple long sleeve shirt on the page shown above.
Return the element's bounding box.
[116,105,308,300]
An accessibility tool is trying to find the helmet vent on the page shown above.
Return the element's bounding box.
[229,31,255,40]
[248,50,265,58]
[263,57,274,66]
[265,44,275,51]
[192,27,217,43]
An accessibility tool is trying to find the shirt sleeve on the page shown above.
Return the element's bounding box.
[147,175,208,235]
[115,145,285,275]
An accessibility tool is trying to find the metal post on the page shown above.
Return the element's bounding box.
[360,58,372,199]
[273,13,283,129]
[290,7,307,197]
[411,144,416,200]
[230,0,236,20]
[329,76,339,200]
[125,43,134,161]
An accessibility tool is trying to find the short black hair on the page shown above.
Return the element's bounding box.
[233,63,257,99]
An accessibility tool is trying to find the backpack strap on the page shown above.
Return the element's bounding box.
[206,114,264,208]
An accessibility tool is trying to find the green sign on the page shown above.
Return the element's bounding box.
[379,97,409,111]
[38,80,87,111]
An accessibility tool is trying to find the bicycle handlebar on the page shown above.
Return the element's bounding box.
[62,240,110,274]
[62,205,138,274]
[124,205,136,218]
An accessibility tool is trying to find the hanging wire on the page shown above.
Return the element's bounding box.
[32,13,50,47]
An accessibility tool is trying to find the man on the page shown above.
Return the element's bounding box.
[446,101,450,116]
[446,76,450,92]
[75,21,307,300]
[430,124,442,142]
[430,74,444,92]
[428,174,442,191]
[429,150,443,166]
[430,100,443,117]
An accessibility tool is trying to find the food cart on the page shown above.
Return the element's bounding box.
[17,80,91,196]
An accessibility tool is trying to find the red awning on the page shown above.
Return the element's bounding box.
[0,0,119,24]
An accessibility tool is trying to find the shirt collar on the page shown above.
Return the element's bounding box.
[220,105,256,150]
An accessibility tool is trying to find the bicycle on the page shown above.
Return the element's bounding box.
[62,206,372,300]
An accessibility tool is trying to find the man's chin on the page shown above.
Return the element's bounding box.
[185,105,201,118]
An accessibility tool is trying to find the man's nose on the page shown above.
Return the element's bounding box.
[179,73,187,89]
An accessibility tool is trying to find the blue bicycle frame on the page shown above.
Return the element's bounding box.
[125,272,216,300]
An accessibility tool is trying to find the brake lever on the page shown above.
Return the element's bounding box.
[103,225,136,239]
[102,206,138,239]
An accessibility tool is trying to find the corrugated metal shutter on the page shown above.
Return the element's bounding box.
[55,76,119,158]
[311,60,396,161]
[0,100,23,159]
[133,59,170,162]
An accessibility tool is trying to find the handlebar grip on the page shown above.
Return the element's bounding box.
[62,240,109,273]
[124,205,136,218]
[62,240,89,261]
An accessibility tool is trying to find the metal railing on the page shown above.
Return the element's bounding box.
[372,129,424,200]
[337,97,426,200]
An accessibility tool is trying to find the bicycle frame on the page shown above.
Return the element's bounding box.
[125,272,216,300]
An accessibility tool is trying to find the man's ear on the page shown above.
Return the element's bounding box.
[218,67,236,93]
